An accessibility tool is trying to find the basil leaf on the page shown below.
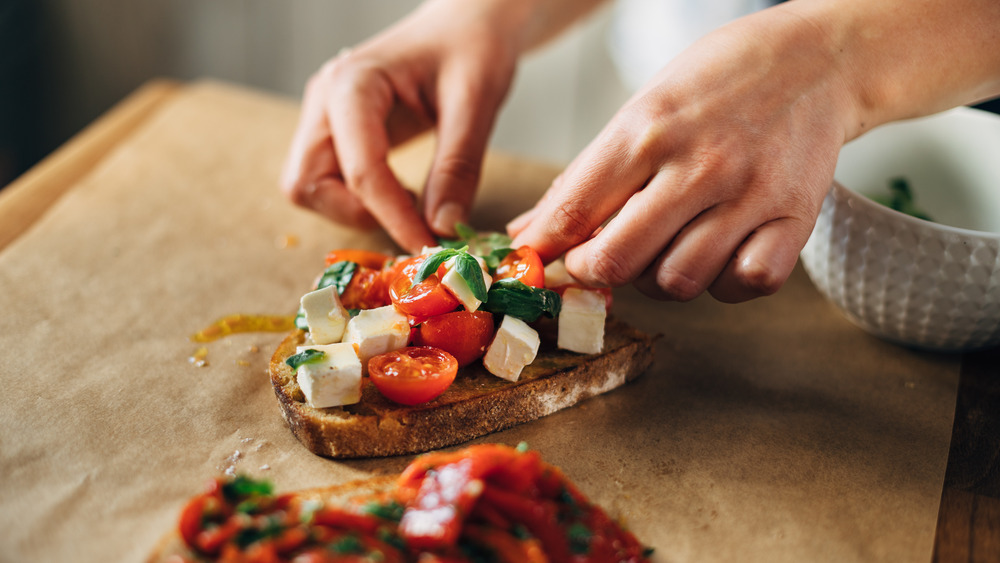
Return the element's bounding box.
[412,247,463,285]
[455,253,488,302]
[294,308,309,331]
[440,225,513,255]
[454,222,478,241]
[285,348,326,370]
[316,261,357,294]
[482,278,561,322]
[438,238,466,250]
[483,247,514,271]
[222,475,273,500]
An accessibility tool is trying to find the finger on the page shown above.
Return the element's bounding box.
[510,122,661,262]
[559,167,716,289]
[327,71,437,253]
[280,72,376,228]
[423,70,507,237]
[628,202,759,301]
[707,216,811,303]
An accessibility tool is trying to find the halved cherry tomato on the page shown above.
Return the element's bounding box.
[368,347,458,405]
[340,266,390,310]
[412,311,496,367]
[324,249,392,270]
[550,283,613,312]
[494,246,545,288]
[388,256,460,320]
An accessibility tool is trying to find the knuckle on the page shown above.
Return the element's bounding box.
[582,246,635,287]
[433,155,482,189]
[656,265,704,302]
[548,201,596,243]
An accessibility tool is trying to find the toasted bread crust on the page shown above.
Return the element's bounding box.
[269,317,655,458]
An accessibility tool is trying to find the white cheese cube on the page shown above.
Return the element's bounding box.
[441,255,492,312]
[300,285,351,345]
[419,245,445,257]
[344,305,411,366]
[483,315,541,382]
[295,343,362,408]
[557,288,606,354]
[544,258,578,287]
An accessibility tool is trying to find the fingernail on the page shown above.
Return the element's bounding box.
[432,202,465,236]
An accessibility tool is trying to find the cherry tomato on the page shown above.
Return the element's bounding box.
[178,493,211,548]
[388,256,460,319]
[494,246,545,288]
[368,347,458,405]
[340,266,390,310]
[413,311,496,367]
[324,249,392,270]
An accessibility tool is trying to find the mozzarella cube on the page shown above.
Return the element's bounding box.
[344,305,411,366]
[441,255,492,312]
[544,258,578,288]
[295,343,362,408]
[483,315,541,382]
[557,288,606,354]
[300,285,351,345]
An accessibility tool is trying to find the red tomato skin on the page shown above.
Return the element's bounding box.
[340,266,390,310]
[368,347,459,406]
[494,246,545,288]
[324,249,392,269]
[412,311,496,367]
[388,256,460,318]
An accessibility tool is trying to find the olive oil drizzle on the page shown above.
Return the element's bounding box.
[191,314,296,343]
[189,314,296,368]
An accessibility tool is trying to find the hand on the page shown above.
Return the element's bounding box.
[280,0,520,253]
[510,5,857,302]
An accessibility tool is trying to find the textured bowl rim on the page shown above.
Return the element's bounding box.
[831,180,1000,241]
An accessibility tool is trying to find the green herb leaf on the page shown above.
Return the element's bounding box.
[221,475,274,501]
[412,247,463,285]
[316,260,358,294]
[332,533,366,555]
[483,247,514,271]
[454,222,478,241]
[294,308,309,331]
[872,177,933,221]
[454,253,488,302]
[285,348,326,370]
[567,522,593,555]
[364,500,405,522]
[482,278,561,322]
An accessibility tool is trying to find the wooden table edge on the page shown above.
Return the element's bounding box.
[0,78,183,252]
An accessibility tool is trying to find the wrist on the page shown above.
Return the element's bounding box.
[798,0,1000,140]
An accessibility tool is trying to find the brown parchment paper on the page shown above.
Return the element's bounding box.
[0,81,960,562]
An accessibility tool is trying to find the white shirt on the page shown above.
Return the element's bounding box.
[609,0,778,90]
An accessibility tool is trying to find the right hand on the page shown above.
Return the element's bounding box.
[280,0,520,253]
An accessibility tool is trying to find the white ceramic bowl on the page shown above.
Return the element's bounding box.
[800,107,1000,352]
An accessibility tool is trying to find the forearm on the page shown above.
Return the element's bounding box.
[790,0,1000,139]
[414,0,609,55]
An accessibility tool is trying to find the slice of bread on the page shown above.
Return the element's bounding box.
[269,317,656,458]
